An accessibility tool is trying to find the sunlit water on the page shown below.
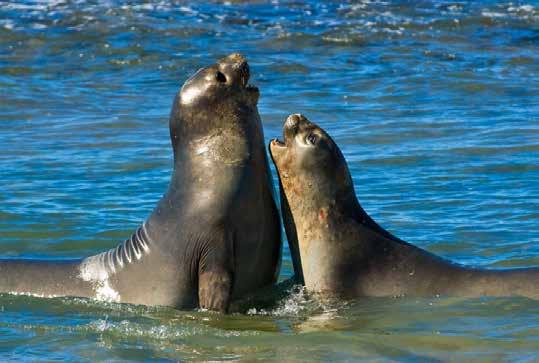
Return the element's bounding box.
[1,0,538,361]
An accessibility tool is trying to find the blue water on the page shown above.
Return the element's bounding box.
[1,0,538,361]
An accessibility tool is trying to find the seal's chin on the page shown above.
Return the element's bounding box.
[245,84,259,96]
[245,84,258,92]
[272,138,286,147]
[269,138,287,162]
[244,84,259,105]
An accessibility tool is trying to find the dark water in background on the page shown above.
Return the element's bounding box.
[1,0,538,361]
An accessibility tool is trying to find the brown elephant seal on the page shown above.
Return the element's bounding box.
[0,54,282,313]
[269,113,539,299]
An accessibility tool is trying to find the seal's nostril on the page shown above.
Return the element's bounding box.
[285,114,303,129]
[215,71,227,83]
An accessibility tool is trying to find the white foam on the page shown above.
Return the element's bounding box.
[0,20,15,30]
[31,23,47,30]
[79,255,108,281]
[7,291,58,299]
[94,279,120,302]
[447,4,462,12]
[179,6,197,15]
[79,255,121,303]
[5,3,47,10]
[508,5,535,13]
[481,11,505,18]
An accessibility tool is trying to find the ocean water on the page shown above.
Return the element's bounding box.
[1,0,538,361]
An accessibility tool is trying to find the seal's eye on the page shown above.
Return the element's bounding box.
[306,133,318,145]
[215,71,227,83]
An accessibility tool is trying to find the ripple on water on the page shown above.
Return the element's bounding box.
[1,0,539,361]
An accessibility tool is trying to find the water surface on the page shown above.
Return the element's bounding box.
[1,0,538,361]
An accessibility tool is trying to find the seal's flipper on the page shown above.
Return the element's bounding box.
[199,268,233,313]
[197,229,235,313]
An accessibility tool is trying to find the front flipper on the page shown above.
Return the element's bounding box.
[198,229,235,313]
[199,268,233,313]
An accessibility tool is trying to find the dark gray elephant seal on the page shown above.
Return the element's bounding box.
[269,113,539,299]
[0,54,282,312]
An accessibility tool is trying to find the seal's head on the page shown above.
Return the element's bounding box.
[169,53,261,156]
[178,53,259,109]
[269,114,355,210]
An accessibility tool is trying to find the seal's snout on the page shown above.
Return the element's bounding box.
[222,52,247,64]
[283,113,307,142]
[218,53,250,88]
[285,114,303,130]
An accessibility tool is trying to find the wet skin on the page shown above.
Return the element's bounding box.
[270,114,539,299]
[0,54,282,312]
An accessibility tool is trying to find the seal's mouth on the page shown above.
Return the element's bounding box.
[270,138,287,152]
[270,121,290,151]
[269,138,286,167]
[269,122,291,161]
[269,133,287,161]
[245,84,259,93]
[238,63,258,95]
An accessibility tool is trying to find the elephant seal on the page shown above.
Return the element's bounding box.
[269,113,539,299]
[0,54,282,312]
